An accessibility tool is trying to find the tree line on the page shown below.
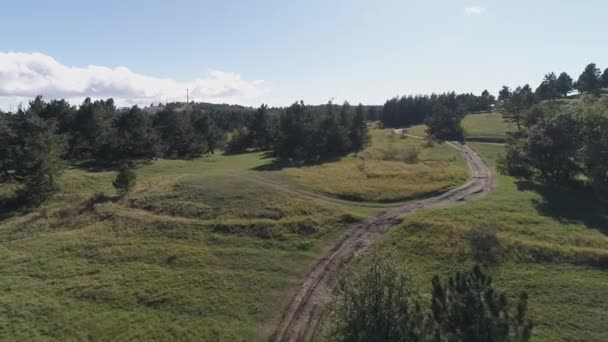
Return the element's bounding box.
[380,91,496,128]
[0,96,369,205]
[378,62,608,143]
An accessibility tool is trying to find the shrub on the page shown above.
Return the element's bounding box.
[430,265,533,342]
[329,254,425,342]
[467,226,504,264]
[330,256,533,342]
[113,164,137,194]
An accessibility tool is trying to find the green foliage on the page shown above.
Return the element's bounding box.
[500,99,608,189]
[500,85,536,131]
[114,106,159,159]
[8,97,65,205]
[425,103,464,141]
[112,164,137,194]
[466,226,504,265]
[576,63,602,95]
[381,92,494,128]
[601,68,608,88]
[224,127,251,154]
[430,265,533,342]
[577,98,608,198]
[556,72,574,98]
[273,101,368,161]
[535,72,559,100]
[248,104,275,149]
[69,97,118,161]
[350,104,371,151]
[330,257,532,342]
[330,255,426,342]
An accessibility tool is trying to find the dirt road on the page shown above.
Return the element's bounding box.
[264,141,496,342]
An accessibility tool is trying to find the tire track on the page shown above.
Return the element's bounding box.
[264,142,496,342]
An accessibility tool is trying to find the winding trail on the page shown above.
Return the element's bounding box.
[264,140,496,342]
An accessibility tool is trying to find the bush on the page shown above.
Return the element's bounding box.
[113,164,137,194]
[430,265,533,342]
[467,226,504,264]
[330,256,533,342]
[329,254,425,342]
[224,127,251,154]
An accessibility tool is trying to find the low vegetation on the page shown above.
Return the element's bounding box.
[0,152,359,341]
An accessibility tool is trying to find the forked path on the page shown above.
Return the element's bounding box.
[265,141,496,342]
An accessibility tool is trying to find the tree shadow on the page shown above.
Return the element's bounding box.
[251,153,344,171]
[71,159,154,173]
[516,179,608,235]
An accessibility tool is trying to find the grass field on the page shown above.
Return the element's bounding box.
[406,112,513,142]
[367,142,608,341]
[268,129,468,202]
[2,128,607,341]
[0,153,361,341]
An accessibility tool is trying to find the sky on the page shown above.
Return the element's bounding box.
[0,0,607,110]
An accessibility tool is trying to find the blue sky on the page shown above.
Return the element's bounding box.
[0,0,606,109]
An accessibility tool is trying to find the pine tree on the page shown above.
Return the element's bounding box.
[350,104,370,151]
[601,68,608,88]
[249,104,274,149]
[330,255,425,342]
[576,63,601,95]
[113,164,137,194]
[556,72,574,98]
[430,265,533,342]
[425,103,464,141]
[501,85,536,131]
[12,101,65,205]
[535,73,558,100]
[114,106,159,160]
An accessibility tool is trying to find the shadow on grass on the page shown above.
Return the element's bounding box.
[516,179,608,235]
[71,159,155,173]
[251,152,344,171]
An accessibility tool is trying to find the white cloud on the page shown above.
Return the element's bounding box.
[464,6,486,15]
[0,52,269,107]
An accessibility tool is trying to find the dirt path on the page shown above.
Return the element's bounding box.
[264,142,496,342]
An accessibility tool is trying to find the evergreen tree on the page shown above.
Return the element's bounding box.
[0,111,17,180]
[69,98,118,161]
[601,68,608,88]
[576,63,601,95]
[425,103,464,141]
[12,100,65,205]
[480,89,495,111]
[330,255,426,342]
[430,265,533,342]
[498,86,512,103]
[113,164,137,194]
[555,72,574,98]
[535,72,558,100]
[249,104,274,149]
[114,106,159,160]
[501,85,536,131]
[350,104,370,151]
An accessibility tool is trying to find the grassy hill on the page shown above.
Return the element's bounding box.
[0,129,466,341]
[366,143,608,341]
[0,153,358,341]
